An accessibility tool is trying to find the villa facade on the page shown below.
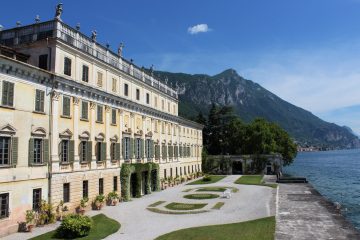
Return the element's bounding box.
[0,11,202,236]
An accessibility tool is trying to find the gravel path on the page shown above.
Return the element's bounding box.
[5,175,276,240]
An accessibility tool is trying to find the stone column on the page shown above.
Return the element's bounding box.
[73,97,80,170]
[51,91,60,172]
[105,106,111,166]
[90,102,96,169]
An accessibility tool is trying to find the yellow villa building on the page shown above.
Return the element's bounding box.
[0,7,202,236]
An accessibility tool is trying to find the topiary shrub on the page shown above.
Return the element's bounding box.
[56,214,92,239]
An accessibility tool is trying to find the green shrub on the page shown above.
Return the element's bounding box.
[202,175,212,182]
[57,214,93,239]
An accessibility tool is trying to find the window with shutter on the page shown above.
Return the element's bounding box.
[99,178,104,195]
[0,141,10,168]
[110,143,115,161]
[97,72,103,87]
[64,57,72,76]
[79,141,87,162]
[33,138,43,164]
[68,140,75,163]
[101,143,106,161]
[115,143,121,161]
[43,139,49,164]
[82,65,89,82]
[35,89,45,112]
[2,81,14,107]
[83,181,88,198]
[63,183,70,203]
[111,109,117,125]
[97,105,103,122]
[81,101,88,120]
[28,138,35,166]
[86,141,92,162]
[0,193,9,219]
[62,96,71,117]
[11,137,18,166]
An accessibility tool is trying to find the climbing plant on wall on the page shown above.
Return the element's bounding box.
[120,162,160,201]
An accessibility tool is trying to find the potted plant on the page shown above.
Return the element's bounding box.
[160,178,166,190]
[78,197,88,215]
[25,210,36,232]
[107,191,119,206]
[181,177,186,183]
[94,194,105,210]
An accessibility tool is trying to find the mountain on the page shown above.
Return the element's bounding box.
[155,69,360,149]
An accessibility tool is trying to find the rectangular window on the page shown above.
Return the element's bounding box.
[136,89,140,100]
[2,81,14,107]
[111,109,117,125]
[136,138,141,159]
[96,142,102,162]
[60,140,69,163]
[113,176,118,191]
[35,89,45,112]
[97,72,103,87]
[146,93,150,104]
[124,137,130,160]
[146,139,151,159]
[32,188,42,211]
[63,183,70,203]
[112,78,117,92]
[164,169,167,179]
[80,141,87,163]
[38,54,48,70]
[0,193,9,219]
[110,142,116,161]
[82,65,89,82]
[81,101,88,120]
[124,83,129,96]
[62,96,71,117]
[99,178,104,195]
[64,57,71,76]
[0,137,11,166]
[83,180,88,198]
[97,105,103,122]
[33,139,43,164]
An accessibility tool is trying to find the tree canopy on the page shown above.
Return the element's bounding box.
[197,104,297,166]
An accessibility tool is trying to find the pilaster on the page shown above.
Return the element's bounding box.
[73,97,80,170]
[51,91,60,172]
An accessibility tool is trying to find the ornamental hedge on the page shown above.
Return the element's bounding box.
[120,162,160,201]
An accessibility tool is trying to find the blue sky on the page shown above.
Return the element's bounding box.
[2,0,360,134]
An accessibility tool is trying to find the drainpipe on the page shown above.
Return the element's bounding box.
[47,39,54,205]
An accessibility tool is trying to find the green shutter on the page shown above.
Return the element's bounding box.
[2,82,8,105]
[43,139,49,164]
[155,145,159,159]
[130,138,134,159]
[12,137,18,166]
[145,139,148,158]
[8,82,14,107]
[35,90,40,111]
[28,138,34,166]
[140,139,144,159]
[122,137,125,159]
[101,142,107,161]
[86,141,92,162]
[151,140,154,158]
[69,140,75,163]
[40,91,45,112]
[115,143,121,160]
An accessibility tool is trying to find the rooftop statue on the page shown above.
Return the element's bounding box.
[91,30,97,41]
[55,3,63,21]
[118,43,124,57]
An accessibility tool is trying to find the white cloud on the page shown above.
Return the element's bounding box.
[187,24,211,34]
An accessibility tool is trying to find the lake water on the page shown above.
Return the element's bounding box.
[284,149,360,230]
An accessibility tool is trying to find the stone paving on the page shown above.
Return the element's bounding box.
[276,183,360,240]
[4,175,276,240]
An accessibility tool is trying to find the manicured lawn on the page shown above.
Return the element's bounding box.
[183,193,219,200]
[165,202,207,211]
[147,207,208,215]
[196,187,227,192]
[30,214,120,240]
[234,175,277,188]
[187,175,226,185]
[149,201,166,207]
[155,216,275,240]
[212,202,225,210]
